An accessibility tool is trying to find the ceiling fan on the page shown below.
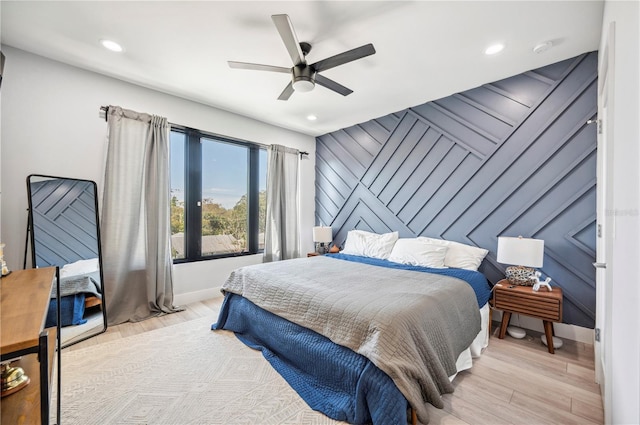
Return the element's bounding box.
[228,14,376,100]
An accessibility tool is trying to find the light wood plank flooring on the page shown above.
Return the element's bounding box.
[68,298,604,424]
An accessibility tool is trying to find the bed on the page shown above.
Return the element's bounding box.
[45,258,103,328]
[212,234,492,425]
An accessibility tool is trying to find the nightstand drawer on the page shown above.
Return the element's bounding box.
[493,283,563,322]
[494,291,561,321]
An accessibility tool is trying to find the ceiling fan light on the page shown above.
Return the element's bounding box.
[293,78,315,92]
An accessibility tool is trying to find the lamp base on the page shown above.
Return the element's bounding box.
[315,242,328,255]
[505,265,536,286]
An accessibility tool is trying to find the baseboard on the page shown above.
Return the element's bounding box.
[173,288,223,306]
[492,310,594,344]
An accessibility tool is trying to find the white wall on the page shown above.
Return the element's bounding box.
[600,1,640,424]
[0,46,316,298]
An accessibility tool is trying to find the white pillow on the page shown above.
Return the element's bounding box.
[60,258,99,278]
[341,230,370,256]
[418,237,488,271]
[342,230,399,259]
[388,238,448,268]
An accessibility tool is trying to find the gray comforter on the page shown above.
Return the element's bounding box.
[50,270,102,299]
[221,255,481,424]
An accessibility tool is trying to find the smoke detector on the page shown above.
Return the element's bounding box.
[533,41,553,54]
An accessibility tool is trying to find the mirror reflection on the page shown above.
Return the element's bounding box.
[27,174,107,348]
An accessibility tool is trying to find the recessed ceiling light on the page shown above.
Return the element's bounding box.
[485,43,505,55]
[100,39,123,53]
[307,114,317,121]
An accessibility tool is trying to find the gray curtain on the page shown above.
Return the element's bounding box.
[102,106,183,325]
[264,144,300,262]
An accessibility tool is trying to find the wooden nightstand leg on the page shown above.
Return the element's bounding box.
[543,320,555,354]
[488,307,492,336]
[498,311,511,339]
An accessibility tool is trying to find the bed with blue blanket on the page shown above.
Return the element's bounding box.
[45,269,102,328]
[212,253,492,424]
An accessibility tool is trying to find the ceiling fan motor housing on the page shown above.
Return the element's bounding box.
[292,65,316,92]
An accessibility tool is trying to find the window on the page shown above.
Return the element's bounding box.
[170,127,267,262]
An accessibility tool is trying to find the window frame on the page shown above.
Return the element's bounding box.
[170,125,266,264]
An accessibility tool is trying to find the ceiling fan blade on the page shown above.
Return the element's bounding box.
[228,61,290,74]
[272,14,305,66]
[312,43,376,73]
[278,82,295,101]
[315,74,353,96]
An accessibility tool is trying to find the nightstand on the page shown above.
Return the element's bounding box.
[307,252,320,257]
[493,279,563,354]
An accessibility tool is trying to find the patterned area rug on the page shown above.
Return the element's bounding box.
[57,313,344,424]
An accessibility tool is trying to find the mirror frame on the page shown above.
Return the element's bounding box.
[26,174,107,348]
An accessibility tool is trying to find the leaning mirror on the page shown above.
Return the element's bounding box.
[27,174,107,348]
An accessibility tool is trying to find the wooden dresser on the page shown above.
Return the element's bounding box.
[1,268,60,424]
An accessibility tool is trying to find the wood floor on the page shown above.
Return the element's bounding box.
[68,298,604,425]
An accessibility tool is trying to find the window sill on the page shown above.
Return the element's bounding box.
[172,250,263,264]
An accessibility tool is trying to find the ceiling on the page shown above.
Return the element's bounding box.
[1,1,604,137]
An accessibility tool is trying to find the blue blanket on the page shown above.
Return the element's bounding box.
[328,253,492,308]
[213,294,407,424]
[45,294,87,328]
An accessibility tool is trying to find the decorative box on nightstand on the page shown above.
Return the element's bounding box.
[307,252,320,257]
[493,279,563,354]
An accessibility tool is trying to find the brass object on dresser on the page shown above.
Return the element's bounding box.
[493,279,563,354]
[1,361,30,397]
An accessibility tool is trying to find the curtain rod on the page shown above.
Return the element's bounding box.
[99,105,308,157]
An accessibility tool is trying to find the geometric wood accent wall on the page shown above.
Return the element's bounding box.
[315,52,598,328]
[30,178,99,268]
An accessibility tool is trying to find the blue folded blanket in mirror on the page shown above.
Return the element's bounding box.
[45,294,87,328]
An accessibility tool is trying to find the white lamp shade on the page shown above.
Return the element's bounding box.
[497,236,544,268]
[312,226,332,243]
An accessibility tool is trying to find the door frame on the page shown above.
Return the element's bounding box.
[595,21,615,425]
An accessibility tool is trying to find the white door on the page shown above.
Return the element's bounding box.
[594,21,615,425]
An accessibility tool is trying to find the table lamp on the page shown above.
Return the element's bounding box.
[497,236,544,286]
[496,235,545,340]
[312,226,332,254]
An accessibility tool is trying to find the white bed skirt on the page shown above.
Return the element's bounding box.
[450,303,490,380]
